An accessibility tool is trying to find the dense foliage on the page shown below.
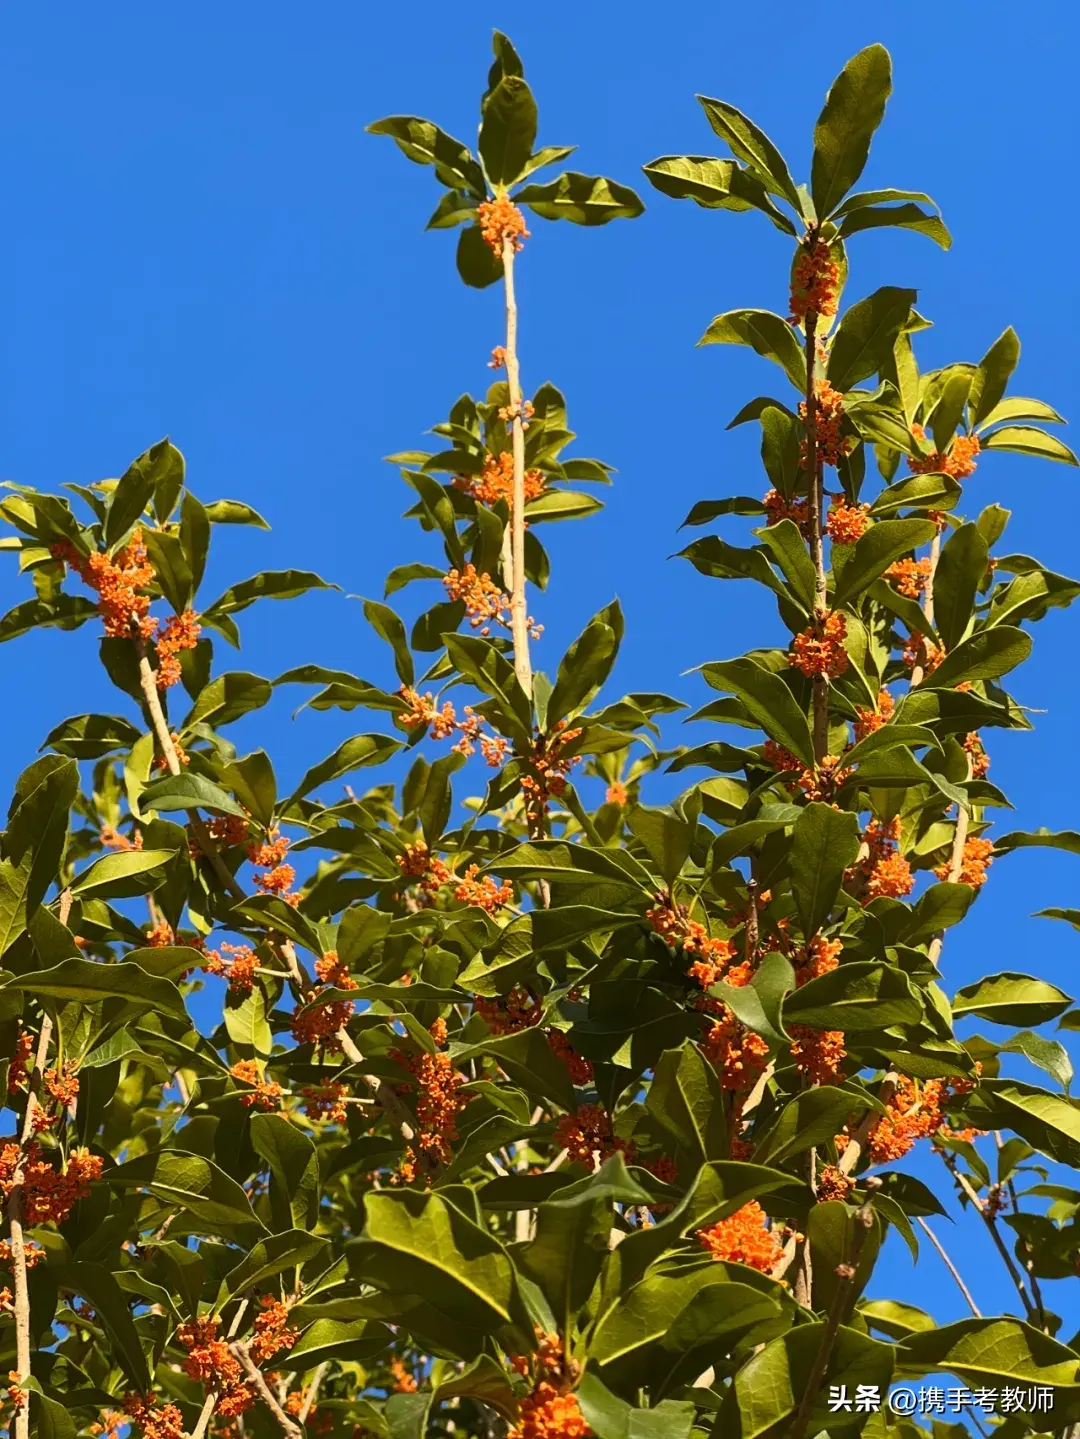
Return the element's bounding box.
[1,30,1080,1439]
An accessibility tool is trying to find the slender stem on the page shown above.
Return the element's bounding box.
[916,1217,982,1317]
[909,529,942,688]
[789,1199,875,1439]
[231,1343,304,1439]
[803,300,828,765]
[296,1363,327,1427]
[928,755,972,967]
[501,239,532,699]
[10,1017,55,1439]
[938,1148,1037,1321]
[838,1074,898,1177]
[135,643,245,902]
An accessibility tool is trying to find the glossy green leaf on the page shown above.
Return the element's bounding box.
[789,802,860,938]
[698,310,806,390]
[516,172,644,224]
[953,972,1073,1027]
[811,44,893,217]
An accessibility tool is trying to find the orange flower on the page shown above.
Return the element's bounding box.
[763,489,810,534]
[763,740,803,774]
[908,425,981,480]
[553,1105,632,1167]
[796,754,853,803]
[867,850,915,899]
[697,1201,783,1272]
[884,557,932,599]
[794,935,842,986]
[475,987,543,1036]
[605,781,628,806]
[521,722,582,828]
[853,688,895,742]
[489,346,507,369]
[7,1031,33,1095]
[547,1030,593,1085]
[963,732,990,778]
[826,500,871,545]
[101,824,143,852]
[0,1143,102,1225]
[249,1295,299,1365]
[903,634,945,676]
[301,1083,348,1123]
[510,1385,591,1439]
[396,841,451,896]
[154,610,201,689]
[937,835,994,889]
[51,530,156,639]
[176,1316,254,1417]
[393,1047,471,1166]
[146,921,174,948]
[229,1060,283,1111]
[790,610,849,678]
[790,1026,846,1084]
[454,864,513,913]
[203,942,257,994]
[817,1165,855,1202]
[124,1396,186,1439]
[800,381,850,468]
[699,1007,770,1091]
[390,1358,417,1395]
[478,196,529,255]
[445,563,509,636]
[789,239,840,325]
[454,451,546,508]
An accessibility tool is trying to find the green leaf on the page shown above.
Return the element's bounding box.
[366,115,486,197]
[53,1260,151,1391]
[203,498,270,528]
[444,633,532,741]
[808,1201,882,1314]
[288,1318,393,1371]
[204,569,338,618]
[182,672,272,730]
[933,523,989,650]
[352,1190,525,1336]
[969,327,1020,427]
[42,712,142,760]
[827,287,917,393]
[646,1043,729,1162]
[5,958,186,1016]
[756,1086,871,1166]
[898,1317,1080,1389]
[520,1155,649,1319]
[811,44,893,217]
[455,224,503,288]
[789,802,860,937]
[754,520,817,612]
[963,1080,1080,1167]
[698,310,806,390]
[250,1113,320,1231]
[139,773,248,819]
[981,426,1079,465]
[426,189,480,229]
[577,1375,695,1439]
[220,750,276,829]
[716,951,794,1048]
[0,758,79,954]
[286,733,403,808]
[728,1324,894,1437]
[478,75,537,186]
[922,625,1032,689]
[222,1230,328,1297]
[106,439,182,550]
[548,605,621,723]
[517,172,644,224]
[997,830,1080,858]
[833,518,936,605]
[837,202,950,248]
[697,96,802,210]
[699,658,814,767]
[224,981,272,1057]
[363,598,414,686]
[70,847,177,899]
[107,1150,265,1240]
[0,594,98,644]
[1003,1031,1073,1093]
[900,882,975,943]
[861,1298,936,1339]
[784,962,921,1031]
[953,972,1073,1027]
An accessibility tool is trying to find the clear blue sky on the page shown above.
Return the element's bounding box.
[2,1,1079,1344]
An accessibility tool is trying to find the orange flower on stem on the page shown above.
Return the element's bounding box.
[697,1201,783,1272]
[790,610,849,678]
[478,196,529,255]
[826,500,871,544]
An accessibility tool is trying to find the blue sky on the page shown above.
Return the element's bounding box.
[2,0,1079,1353]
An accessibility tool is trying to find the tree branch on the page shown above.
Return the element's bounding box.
[231,1342,304,1439]
[802,298,828,765]
[500,239,532,699]
[296,1363,326,1427]
[938,1147,1037,1322]
[916,1217,981,1317]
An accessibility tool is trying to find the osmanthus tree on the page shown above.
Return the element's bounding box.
[2,31,1080,1439]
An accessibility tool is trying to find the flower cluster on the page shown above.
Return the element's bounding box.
[763,488,810,534]
[230,1060,284,1111]
[248,832,297,902]
[699,1000,770,1091]
[817,1165,855,1203]
[553,1105,631,1167]
[801,380,850,468]
[521,722,582,828]
[205,942,258,994]
[546,1030,594,1085]
[154,610,201,688]
[0,1143,102,1224]
[454,450,546,508]
[697,1200,783,1272]
[840,1075,974,1165]
[788,240,840,325]
[478,196,529,255]
[508,1333,589,1439]
[795,754,853,803]
[605,781,628,806]
[826,500,871,544]
[301,1083,348,1123]
[475,986,543,1035]
[963,731,990,778]
[855,817,915,899]
[394,1025,471,1169]
[884,557,932,599]
[853,688,895,742]
[207,815,251,850]
[291,952,358,1050]
[908,425,981,479]
[902,633,945,676]
[249,1295,299,1364]
[444,563,511,636]
[101,824,142,852]
[790,609,849,678]
[645,890,737,988]
[176,1316,254,1417]
[454,865,514,913]
[390,1358,418,1394]
[398,688,509,767]
[51,530,155,639]
[937,835,994,889]
[7,1031,33,1094]
[396,841,452,897]
[124,1395,186,1439]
